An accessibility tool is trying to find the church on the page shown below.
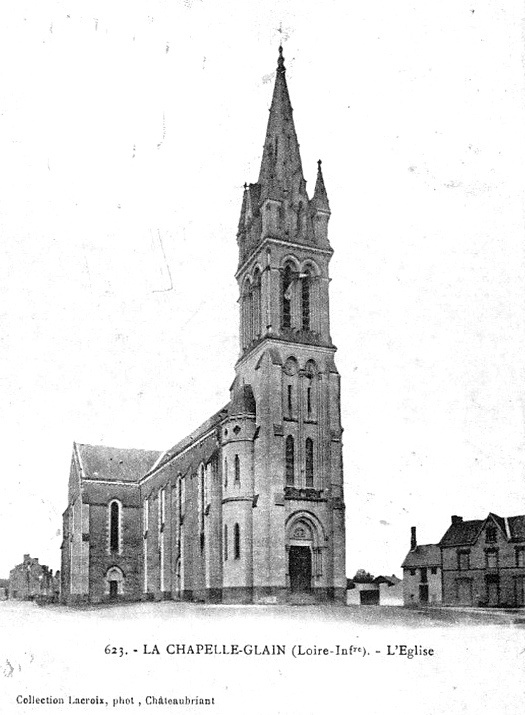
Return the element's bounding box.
[61,47,347,605]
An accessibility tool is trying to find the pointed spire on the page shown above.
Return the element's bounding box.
[258,46,306,203]
[312,159,330,213]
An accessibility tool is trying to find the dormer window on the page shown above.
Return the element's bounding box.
[486,526,497,543]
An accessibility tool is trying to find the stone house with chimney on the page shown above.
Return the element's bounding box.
[440,513,525,607]
[402,514,525,607]
[401,527,442,605]
[9,555,60,601]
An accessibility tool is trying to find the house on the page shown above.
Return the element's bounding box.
[402,514,525,607]
[440,513,525,607]
[9,555,60,602]
[61,47,347,605]
[401,527,442,605]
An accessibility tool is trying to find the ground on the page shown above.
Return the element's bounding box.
[1,601,524,715]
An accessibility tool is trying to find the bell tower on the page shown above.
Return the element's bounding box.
[223,47,346,603]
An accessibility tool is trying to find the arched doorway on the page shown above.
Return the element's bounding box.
[286,514,325,595]
[105,566,124,600]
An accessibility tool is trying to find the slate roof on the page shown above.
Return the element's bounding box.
[508,515,525,541]
[147,404,229,476]
[438,512,525,547]
[439,519,484,547]
[75,443,161,483]
[401,544,441,569]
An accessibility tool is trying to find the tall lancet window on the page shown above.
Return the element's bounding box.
[282,264,293,329]
[252,268,262,339]
[242,278,252,348]
[285,435,295,486]
[301,270,311,331]
[109,501,120,553]
[305,438,314,487]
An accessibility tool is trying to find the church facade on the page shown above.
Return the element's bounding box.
[61,47,346,605]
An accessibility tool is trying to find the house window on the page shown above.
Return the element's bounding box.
[307,386,312,416]
[430,567,437,575]
[234,523,241,560]
[224,458,228,488]
[287,385,293,415]
[458,551,470,571]
[485,549,498,569]
[285,435,295,486]
[486,526,497,543]
[305,438,314,487]
[109,501,120,553]
[234,455,240,484]
[224,525,228,561]
[409,569,416,576]
[516,547,525,568]
[420,567,428,583]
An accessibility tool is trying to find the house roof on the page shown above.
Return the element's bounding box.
[439,512,525,547]
[439,519,484,547]
[402,544,441,568]
[75,443,161,483]
[508,515,525,541]
[373,574,401,586]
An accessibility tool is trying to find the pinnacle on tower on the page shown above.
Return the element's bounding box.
[312,159,330,213]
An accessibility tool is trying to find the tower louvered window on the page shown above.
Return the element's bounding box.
[285,435,295,486]
[301,274,310,331]
[282,265,293,328]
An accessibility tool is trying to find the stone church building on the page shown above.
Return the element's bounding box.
[61,47,346,605]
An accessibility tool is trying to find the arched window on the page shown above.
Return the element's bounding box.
[242,278,252,348]
[224,458,228,488]
[109,501,120,553]
[282,264,293,329]
[234,523,241,559]
[234,454,240,484]
[285,435,295,486]
[305,438,314,487]
[253,268,261,339]
[224,525,228,561]
[301,271,311,331]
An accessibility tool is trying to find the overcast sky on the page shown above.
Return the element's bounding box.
[1,1,524,578]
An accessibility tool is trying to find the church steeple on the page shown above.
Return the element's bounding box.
[237,47,331,266]
[258,46,306,205]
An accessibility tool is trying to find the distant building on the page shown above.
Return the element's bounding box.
[402,514,525,607]
[347,574,403,606]
[402,529,442,606]
[9,555,60,601]
[374,574,403,606]
[0,578,8,601]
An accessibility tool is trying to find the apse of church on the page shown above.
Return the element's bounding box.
[61,47,346,605]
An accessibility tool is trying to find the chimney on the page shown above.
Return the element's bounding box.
[451,515,463,525]
[410,526,417,550]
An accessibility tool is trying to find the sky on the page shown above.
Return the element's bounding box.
[0,1,524,578]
